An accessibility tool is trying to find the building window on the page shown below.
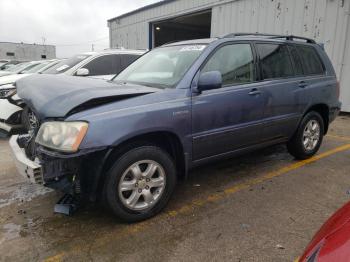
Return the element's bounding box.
[6,52,15,57]
[41,55,47,59]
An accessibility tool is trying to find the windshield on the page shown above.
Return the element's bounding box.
[5,62,32,72]
[22,61,52,73]
[43,54,91,74]
[114,45,207,88]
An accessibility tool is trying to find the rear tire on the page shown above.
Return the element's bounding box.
[103,145,176,222]
[287,111,324,160]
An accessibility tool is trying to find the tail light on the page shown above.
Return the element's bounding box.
[336,80,340,99]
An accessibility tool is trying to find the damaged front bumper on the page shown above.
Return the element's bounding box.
[9,135,43,184]
[9,135,79,191]
[9,135,108,199]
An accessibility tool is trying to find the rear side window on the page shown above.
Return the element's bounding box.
[297,46,325,75]
[84,54,140,76]
[202,44,255,86]
[256,44,294,79]
[289,45,304,76]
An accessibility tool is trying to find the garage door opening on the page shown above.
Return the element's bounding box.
[151,10,211,48]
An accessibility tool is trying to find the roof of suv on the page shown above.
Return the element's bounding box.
[80,49,146,56]
[163,33,318,47]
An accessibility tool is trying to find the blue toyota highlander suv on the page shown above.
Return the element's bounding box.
[10,33,341,222]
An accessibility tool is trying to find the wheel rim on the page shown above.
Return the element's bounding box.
[118,160,166,211]
[27,110,40,137]
[302,119,321,151]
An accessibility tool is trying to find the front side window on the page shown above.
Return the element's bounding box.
[114,45,207,88]
[202,44,255,86]
[83,55,117,76]
[297,46,325,75]
[256,44,294,79]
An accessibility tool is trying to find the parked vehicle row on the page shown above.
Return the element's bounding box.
[5,33,341,223]
[0,60,23,71]
[0,49,145,134]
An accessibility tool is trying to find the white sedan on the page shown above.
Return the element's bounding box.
[0,60,60,133]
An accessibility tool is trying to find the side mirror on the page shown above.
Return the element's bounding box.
[75,68,89,76]
[197,71,222,92]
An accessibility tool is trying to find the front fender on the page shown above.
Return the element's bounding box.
[69,91,192,155]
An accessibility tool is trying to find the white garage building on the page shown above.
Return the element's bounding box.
[0,42,56,61]
[108,0,350,112]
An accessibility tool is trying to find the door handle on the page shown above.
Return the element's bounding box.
[299,81,308,88]
[248,88,261,96]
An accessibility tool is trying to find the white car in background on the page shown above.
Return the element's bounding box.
[0,60,46,77]
[0,59,61,134]
[0,49,146,134]
[44,49,145,80]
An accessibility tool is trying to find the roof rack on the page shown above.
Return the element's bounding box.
[222,33,316,44]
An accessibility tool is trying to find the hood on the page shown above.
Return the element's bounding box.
[0,73,31,87]
[16,74,159,119]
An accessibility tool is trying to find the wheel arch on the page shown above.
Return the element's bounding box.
[94,131,186,199]
[304,103,329,134]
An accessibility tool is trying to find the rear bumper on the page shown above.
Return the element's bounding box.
[9,135,43,185]
[329,102,342,123]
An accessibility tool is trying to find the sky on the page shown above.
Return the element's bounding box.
[0,0,160,58]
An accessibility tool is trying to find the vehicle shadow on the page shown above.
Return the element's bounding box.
[51,143,291,223]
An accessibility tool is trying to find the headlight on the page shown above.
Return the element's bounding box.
[36,121,88,152]
[0,84,16,98]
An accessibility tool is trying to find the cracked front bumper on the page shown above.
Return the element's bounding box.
[9,135,44,185]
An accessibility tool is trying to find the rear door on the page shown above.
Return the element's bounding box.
[192,43,266,160]
[255,43,308,141]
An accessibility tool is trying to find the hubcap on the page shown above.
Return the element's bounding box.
[118,160,166,211]
[303,120,320,151]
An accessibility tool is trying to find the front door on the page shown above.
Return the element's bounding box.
[191,43,266,160]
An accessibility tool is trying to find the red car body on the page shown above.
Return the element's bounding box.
[299,201,350,261]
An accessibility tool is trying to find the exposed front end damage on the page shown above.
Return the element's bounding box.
[10,132,111,216]
[37,146,109,198]
[9,74,160,201]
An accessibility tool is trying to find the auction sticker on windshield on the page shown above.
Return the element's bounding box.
[179,45,206,52]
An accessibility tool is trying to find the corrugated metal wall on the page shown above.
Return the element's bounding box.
[109,0,218,49]
[109,0,350,111]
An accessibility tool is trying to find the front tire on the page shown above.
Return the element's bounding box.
[104,145,176,222]
[287,111,324,160]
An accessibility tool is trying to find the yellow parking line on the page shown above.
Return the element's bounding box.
[327,134,350,142]
[166,143,350,217]
[43,143,350,261]
[43,253,64,262]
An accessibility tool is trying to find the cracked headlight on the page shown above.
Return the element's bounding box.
[0,84,16,98]
[36,121,88,152]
